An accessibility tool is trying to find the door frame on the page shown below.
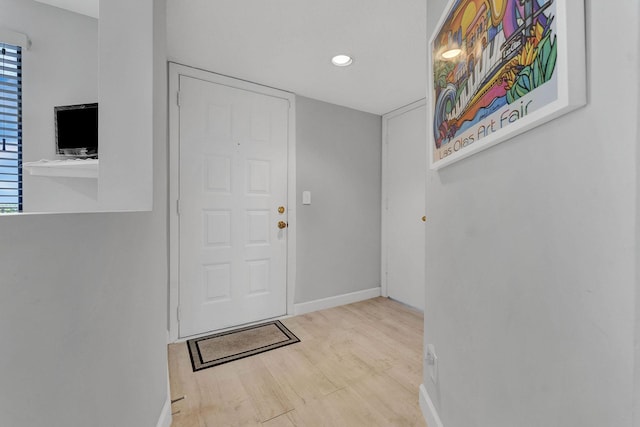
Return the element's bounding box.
[168,62,297,342]
[380,98,426,299]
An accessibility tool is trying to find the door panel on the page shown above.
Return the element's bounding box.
[384,103,426,310]
[178,75,289,337]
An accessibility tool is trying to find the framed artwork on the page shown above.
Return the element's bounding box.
[428,0,586,169]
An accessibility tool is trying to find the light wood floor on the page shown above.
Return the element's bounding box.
[168,297,427,427]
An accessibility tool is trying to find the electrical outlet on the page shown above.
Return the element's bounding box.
[426,344,438,384]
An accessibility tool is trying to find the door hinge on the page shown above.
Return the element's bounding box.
[177,91,181,107]
[176,199,181,216]
[177,306,181,322]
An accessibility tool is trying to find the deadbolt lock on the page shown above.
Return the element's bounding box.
[422,216,427,222]
[278,221,288,229]
[278,206,285,214]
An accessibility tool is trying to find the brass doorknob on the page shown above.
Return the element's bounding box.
[422,216,427,222]
[278,221,288,229]
[278,206,285,214]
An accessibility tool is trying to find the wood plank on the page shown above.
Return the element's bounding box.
[285,387,382,427]
[350,372,427,426]
[169,342,263,426]
[261,411,296,427]
[234,356,294,422]
[294,337,377,388]
[167,297,426,426]
[259,345,339,406]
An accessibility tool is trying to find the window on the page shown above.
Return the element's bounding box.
[0,42,22,213]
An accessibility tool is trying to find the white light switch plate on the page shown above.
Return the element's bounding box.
[302,191,311,205]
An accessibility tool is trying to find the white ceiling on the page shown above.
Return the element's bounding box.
[33,0,98,18]
[167,0,427,115]
[33,0,428,115]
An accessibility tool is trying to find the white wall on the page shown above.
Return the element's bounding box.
[0,0,100,212]
[635,21,640,421]
[98,0,154,212]
[0,1,169,426]
[423,1,639,426]
[295,96,381,303]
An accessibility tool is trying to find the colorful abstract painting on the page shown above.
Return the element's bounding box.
[429,0,583,168]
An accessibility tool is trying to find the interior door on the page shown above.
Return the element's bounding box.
[384,101,426,310]
[178,75,289,337]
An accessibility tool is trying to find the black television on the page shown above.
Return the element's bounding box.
[55,103,98,157]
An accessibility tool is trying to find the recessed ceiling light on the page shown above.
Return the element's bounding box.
[441,48,462,59]
[331,54,353,67]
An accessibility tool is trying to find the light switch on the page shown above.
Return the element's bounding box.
[302,191,311,205]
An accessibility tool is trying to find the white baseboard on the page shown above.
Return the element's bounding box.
[157,362,173,427]
[155,394,172,427]
[419,384,444,427]
[293,287,381,315]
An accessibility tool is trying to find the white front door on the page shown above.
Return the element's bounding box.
[383,101,426,310]
[177,74,290,337]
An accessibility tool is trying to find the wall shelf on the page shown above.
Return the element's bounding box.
[23,159,99,178]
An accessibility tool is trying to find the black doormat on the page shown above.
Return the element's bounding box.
[187,320,300,372]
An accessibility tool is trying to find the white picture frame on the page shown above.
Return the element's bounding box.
[428,0,586,170]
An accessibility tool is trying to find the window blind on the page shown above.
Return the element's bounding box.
[0,42,21,213]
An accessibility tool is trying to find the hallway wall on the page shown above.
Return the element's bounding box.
[295,96,382,304]
[0,1,170,426]
[423,1,639,426]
